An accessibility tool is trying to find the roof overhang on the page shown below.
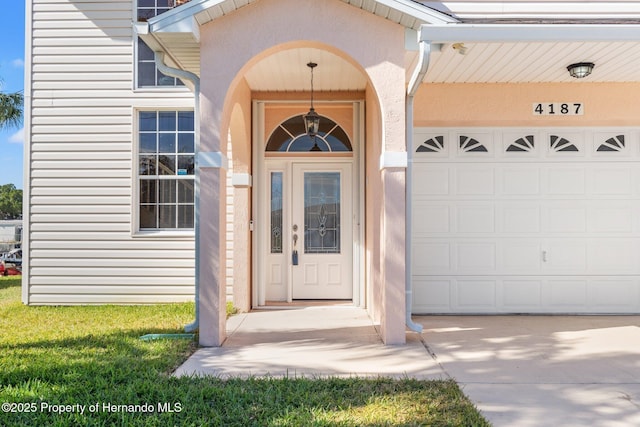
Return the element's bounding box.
[420,23,640,43]
[419,24,640,83]
[136,1,640,87]
[136,0,458,84]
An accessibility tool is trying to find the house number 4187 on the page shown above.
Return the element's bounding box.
[533,103,583,115]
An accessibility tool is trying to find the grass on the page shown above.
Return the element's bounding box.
[0,276,489,426]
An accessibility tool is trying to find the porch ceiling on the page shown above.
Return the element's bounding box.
[140,0,640,89]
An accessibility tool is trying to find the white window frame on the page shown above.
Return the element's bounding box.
[132,108,196,237]
[134,1,189,91]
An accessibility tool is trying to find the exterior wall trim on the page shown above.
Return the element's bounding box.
[380,151,408,170]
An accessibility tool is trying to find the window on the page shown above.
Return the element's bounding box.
[266,115,352,152]
[138,111,195,230]
[136,0,184,88]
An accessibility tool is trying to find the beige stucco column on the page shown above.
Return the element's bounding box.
[379,166,407,344]
[198,164,227,346]
[375,65,408,344]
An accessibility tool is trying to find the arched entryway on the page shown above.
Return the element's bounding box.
[253,102,365,307]
[197,0,409,346]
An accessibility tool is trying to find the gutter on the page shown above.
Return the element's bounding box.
[154,52,201,333]
[404,31,431,334]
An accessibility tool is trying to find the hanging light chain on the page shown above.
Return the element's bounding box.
[308,62,317,109]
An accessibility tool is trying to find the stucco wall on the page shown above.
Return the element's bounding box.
[414,83,640,127]
[365,84,383,325]
[228,78,253,312]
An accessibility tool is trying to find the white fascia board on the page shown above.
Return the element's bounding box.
[427,2,640,19]
[134,22,165,52]
[420,24,640,43]
[377,0,459,24]
[148,0,221,33]
[152,16,200,41]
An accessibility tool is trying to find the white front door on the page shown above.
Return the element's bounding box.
[262,161,353,302]
[291,163,353,299]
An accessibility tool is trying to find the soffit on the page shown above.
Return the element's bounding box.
[419,2,640,21]
[421,24,640,83]
[186,0,457,29]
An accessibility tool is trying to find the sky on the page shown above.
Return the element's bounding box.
[0,2,25,189]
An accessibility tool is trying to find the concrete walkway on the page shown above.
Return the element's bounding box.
[175,308,640,426]
[416,315,640,427]
[175,306,446,379]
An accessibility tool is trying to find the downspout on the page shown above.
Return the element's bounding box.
[405,34,431,333]
[154,52,201,333]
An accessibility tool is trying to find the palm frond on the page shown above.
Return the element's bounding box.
[0,91,23,130]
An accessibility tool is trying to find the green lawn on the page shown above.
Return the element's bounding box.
[0,277,489,426]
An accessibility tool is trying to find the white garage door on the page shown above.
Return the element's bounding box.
[412,128,640,314]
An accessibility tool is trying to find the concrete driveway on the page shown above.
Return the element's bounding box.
[416,315,640,427]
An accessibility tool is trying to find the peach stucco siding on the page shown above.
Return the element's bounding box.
[228,79,252,313]
[414,83,640,127]
[198,0,409,345]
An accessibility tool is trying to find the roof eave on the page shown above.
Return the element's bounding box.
[420,23,640,43]
[147,0,458,36]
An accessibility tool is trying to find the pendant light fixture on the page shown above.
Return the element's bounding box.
[304,62,320,138]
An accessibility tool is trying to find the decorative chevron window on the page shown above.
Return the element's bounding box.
[417,136,445,153]
[507,135,535,152]
[597,135,625,152]
[550,135,579,152]
[459,136,488,153]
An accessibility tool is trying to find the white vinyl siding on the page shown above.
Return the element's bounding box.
[25,0,197,304]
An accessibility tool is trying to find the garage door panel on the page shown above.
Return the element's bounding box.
[502,205,541,233]
[455,167,495,195]
[411,276,640,314]
[590,204,633,232]
[545,168,586,195]
[413,167,449,196]
[588,280,639,310]
[588,240,637,272]
[548,279,588,310]
[455,280,497,310]
[413,279,451,311]
[591,167,632,195]
[503,280,543,308]
[501,167,541,195]
[412,127,640,314]
[456,243,496,271]
[456,204,495,233]
[545,241,587,272]
[501,241,542,272]
[412,242,450,274]
[544,204,587,233]
[413,202,450,233]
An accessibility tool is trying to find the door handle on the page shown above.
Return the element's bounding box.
[292,233,299,265]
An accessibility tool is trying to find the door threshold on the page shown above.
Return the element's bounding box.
[258,300,353,310]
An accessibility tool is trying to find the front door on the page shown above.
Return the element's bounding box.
[291,163,353,299]
[257,102,362,305]
[263,161,353,301]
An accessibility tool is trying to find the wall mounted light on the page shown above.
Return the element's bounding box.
[567,62,595,79]
[452,43,468,55]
